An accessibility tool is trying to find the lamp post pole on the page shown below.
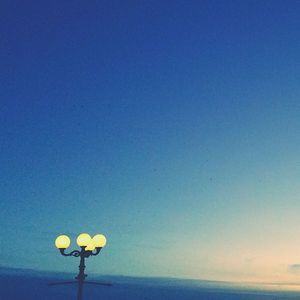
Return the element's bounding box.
[55,233,107,300]
[77,250,86,300]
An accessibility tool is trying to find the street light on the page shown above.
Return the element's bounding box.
[54,233,107,300]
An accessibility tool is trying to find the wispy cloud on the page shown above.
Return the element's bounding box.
[288,264,300,274]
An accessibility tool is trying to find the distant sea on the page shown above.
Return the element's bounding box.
[1,267,300,299]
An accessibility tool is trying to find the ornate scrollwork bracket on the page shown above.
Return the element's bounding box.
[59,249,81,257]
[59,247,102,258]
[90,247,102,256]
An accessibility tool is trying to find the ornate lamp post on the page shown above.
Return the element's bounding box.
[54,233,107,300]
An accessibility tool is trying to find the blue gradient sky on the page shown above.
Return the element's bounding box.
[1,0,300,282]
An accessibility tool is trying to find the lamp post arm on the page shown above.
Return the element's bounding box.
[91,247,102,256]
[59,249,81,257]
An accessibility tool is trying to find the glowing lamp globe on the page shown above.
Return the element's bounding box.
[76,233,92,247]
[55,235,71,249]
[92,234,107,248]
[85,242,96,251]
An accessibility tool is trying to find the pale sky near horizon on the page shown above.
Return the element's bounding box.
[1,0,300,283]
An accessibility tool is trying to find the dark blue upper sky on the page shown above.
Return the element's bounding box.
[1,0,300,282]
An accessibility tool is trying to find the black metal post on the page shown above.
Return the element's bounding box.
[76,248,87,300]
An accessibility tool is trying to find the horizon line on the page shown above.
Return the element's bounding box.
[2,265,300,289]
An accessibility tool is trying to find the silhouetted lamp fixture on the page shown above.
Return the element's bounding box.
[54,233,108,300]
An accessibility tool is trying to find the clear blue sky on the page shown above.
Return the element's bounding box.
[1,0,300,282]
